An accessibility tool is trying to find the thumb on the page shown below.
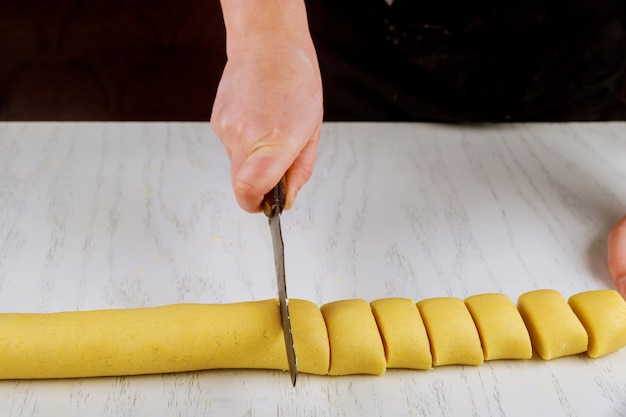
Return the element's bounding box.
[608,214,626,298]
[231,144,297,213]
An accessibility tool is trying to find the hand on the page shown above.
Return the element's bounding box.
[608,214,626,298]
[211,28,323,213]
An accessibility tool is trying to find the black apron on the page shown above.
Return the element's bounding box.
[306,0,626,121]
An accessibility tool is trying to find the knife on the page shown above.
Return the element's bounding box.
[262,177,298,386]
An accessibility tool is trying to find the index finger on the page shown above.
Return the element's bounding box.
[608,214,626,298]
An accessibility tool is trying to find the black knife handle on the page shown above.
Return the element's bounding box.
[262,176,287,217]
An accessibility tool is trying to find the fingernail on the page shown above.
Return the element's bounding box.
[617,276,626,299]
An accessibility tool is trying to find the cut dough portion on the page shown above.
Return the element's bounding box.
[568,290,626,358]
[290,299,330,374]
[0,299,327,379]
[321,299,386,375]
[370,298,432,369]
[465,293,532,360]
[517,289,588,360]
[416,297,484,366]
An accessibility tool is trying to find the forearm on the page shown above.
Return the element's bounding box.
[219,0,314,54]
[213,0,323,212]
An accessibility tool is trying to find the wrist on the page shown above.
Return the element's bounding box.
[219,0,313,55]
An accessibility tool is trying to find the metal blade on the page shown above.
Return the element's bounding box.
[268,211,298,386]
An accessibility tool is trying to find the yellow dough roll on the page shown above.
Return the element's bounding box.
[517,289,588,360]
[416,297,484,366]
[0,299,328,379]
[465,293,532,360]
[2,289,624,380]
[370,298,432,369]
[568,290,626,358]
[321,299,386,376]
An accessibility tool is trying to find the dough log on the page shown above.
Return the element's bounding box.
[0,289,624,379]
[0,299,329,379]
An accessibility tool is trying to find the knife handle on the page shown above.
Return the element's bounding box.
[262,176,287,217]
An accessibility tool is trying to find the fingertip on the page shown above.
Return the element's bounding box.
[282,129,320,211]
[232,149,285,213]
[608,214,626,297]
[284,186,298,212]
[233,182,264,213]
[617,277,626,299]
[612,214,626,229]
[283,163,310,212]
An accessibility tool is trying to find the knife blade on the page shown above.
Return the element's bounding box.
[262,177,298,386]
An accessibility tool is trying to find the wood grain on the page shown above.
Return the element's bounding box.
[0,121,625,416]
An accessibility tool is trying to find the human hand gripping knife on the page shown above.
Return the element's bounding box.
[262,177,298,386]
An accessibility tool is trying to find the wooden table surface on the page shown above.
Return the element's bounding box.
[0,122,625,416]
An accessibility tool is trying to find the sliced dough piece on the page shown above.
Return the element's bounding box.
[370,298,432,369]
[290,299,330,374]
[0,299,327,379]
[517,289,588,360]
[416,297,483,366]
[465,293,532,360]
[321,299,386,375]
[568,290,626,358]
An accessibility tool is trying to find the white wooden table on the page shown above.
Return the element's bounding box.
[0,122,625,416]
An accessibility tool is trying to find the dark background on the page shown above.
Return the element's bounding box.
[0,0,226,121]
[1,0,625,122]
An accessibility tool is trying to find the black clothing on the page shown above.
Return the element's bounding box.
[1,0,624,121]
[306,0,626,121]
